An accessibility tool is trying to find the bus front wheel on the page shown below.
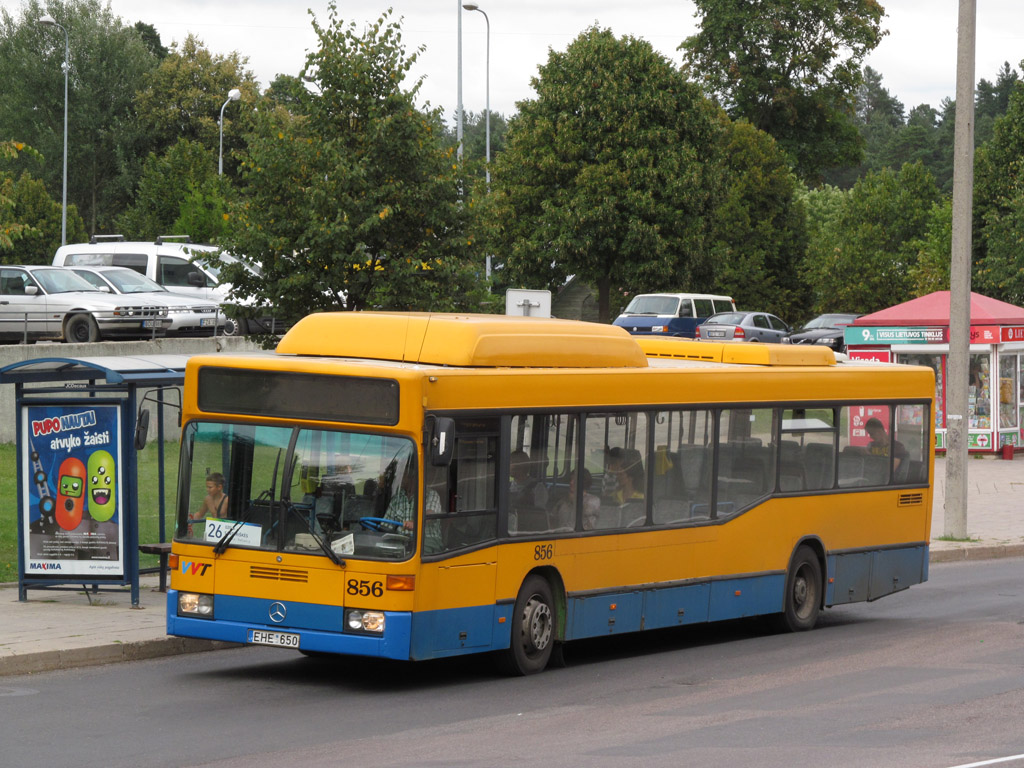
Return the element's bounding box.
[778,545,822,632]
[501,575,555,676]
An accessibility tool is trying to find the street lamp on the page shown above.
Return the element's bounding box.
[38,14,69,246]
[463,2,491,279]
[218,88,241,175]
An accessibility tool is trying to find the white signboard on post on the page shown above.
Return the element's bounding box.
[505,289,551,318]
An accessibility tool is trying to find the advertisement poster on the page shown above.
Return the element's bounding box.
[20,403,124,578]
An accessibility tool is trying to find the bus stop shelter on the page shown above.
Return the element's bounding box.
[0,354,187,606]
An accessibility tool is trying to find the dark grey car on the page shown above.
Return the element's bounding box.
[782,313,862,353]
[697,311,791,342]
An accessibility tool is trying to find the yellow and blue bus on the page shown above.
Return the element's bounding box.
[167,312,934,674]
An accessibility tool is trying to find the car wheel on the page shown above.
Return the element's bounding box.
[222,317,248,337]
[64,313,100,343]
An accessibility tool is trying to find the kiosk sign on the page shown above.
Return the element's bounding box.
[20,404,124,578]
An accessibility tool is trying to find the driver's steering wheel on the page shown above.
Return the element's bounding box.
[359,516,404,532]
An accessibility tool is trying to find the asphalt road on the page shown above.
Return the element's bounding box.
[1,558,1022,768]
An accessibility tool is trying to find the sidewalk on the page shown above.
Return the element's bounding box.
[1,455,1021,677]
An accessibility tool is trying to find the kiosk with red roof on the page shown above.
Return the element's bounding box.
[845,291,1024,454]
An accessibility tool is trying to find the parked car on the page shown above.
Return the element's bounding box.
[697,311,791,342]
[52,236,280,336]
[613,293,736,338]
[0,265,169,343]
[64,266,226,337]
[782,313,863,353]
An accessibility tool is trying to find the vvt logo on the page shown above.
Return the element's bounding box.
[29,562,62,570]
[181,561,212,576]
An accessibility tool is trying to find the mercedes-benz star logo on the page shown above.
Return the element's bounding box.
[268,602,287,623]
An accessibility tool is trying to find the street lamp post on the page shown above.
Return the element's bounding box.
[219,88,241,175]
[38,14,69,246]
[463,2,491,279]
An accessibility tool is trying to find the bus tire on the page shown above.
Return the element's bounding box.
[777,545,822,632]
[64,313,100,343]
[500,575,555,676]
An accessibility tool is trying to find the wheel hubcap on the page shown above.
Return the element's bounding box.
[522,595,552,654]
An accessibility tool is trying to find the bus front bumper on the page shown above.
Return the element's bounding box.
[166,589,413,660]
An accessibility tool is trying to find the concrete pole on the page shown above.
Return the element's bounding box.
[944,0,976,539]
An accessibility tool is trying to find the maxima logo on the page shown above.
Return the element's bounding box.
[29,562,62,570]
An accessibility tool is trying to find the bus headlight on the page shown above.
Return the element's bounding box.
[178,592,214,618]
[346,609,385,633]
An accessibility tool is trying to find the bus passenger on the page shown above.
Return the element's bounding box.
[189,472,228,536]
[510,450,548,510]
[865,417,907,471]
[552,468,600,530]
[607,448,645,504]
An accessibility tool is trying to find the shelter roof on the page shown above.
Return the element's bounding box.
[0,354,189,385]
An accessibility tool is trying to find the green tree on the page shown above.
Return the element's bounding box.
[0,170,86,263]
[711,119,809,321]
[0,0,158,233]
[221,5,487,328]
[483,26,726,322]
[906,198,952,297]
[681,0,885,183]
[131,34,259,179]
[117,138,229,241]
[802,162,940,314]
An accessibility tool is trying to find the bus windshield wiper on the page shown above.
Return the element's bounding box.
[286,502,345,567]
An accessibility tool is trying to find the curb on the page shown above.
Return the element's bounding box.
[0,638,239,677]
[929,542,1024,564]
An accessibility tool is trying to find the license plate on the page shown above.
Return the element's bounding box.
[143,320,160,328]
[200,318,216,327]
[248,629,300,648]
[707,330,725,337]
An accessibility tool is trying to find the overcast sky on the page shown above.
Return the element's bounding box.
[14,1,1024,123]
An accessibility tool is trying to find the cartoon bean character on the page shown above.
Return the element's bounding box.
[87,450,117,522]
[56,457,86,530]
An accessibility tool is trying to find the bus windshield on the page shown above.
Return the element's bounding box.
[178,421,417,561]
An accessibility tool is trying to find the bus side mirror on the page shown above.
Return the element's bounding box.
[429,417,455,466]
[134,407,150,450]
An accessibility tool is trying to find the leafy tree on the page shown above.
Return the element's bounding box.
[221,4,487,329]
[1,140,39,248]
[681,0,885,183]
[483,26,727,322]
[906,199,952,297]
[0,170,87,263]
[802,162,940,314]
[0,0,159,233]
[131,34,259,179]
[117,138,228,241]
[976,62,1019,146]
[710,119,809,322]
[974,73,1024,302]
[133,21,167,60]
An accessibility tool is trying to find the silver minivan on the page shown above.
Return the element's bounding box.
[0,265,170,343]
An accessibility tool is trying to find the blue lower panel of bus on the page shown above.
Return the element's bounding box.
[565,574,786,640]
[826,545,928,605]
[166,590,413,660]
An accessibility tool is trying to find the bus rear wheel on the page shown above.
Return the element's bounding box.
[501,575,555,676]
[777,545,822,632]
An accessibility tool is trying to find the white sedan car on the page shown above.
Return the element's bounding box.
[66,266,226,337]
[0,265,169,343]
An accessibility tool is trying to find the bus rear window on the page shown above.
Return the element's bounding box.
[197,367,400,425]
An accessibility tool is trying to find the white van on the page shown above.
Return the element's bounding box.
[612,293,737,338]
[53,236,267,335]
